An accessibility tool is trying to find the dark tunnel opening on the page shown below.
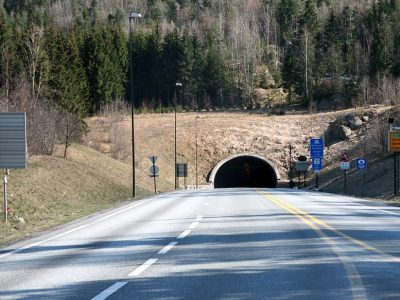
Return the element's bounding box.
[213,156,278,188]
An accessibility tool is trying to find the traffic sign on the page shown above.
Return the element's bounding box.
[389,131,400,152]
[149,165,160,175]
[310,138,324,158]
[312,157,322,173]
[340,161,350,170]
[356,158,368,170]
[148,155,158,163]
[296,161,309,172]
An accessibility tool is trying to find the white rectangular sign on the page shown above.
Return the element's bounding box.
[340,161,350,170]
[0,112,27,169]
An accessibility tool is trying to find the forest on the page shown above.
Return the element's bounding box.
[1,0,400,155]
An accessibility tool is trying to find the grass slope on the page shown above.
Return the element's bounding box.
[0,144,144,245]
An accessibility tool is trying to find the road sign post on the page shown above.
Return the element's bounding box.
[389,130,400,195]
[149,156,159,194]
[340,155,350,194]
[312,158,322,190]
[310,139,324,190]
[356,158,368,196]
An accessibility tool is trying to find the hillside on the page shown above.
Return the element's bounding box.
[1,106,399,245]
[84,106,397,199]
[0,144,142,245]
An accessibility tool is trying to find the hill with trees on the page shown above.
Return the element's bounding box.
[1,0,400,157]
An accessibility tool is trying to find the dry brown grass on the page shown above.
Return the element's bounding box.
[86,108,381,191]
[0,144,144,245]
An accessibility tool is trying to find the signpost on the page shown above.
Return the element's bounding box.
[176,163,188,189]
[149,156,159,194]
[357,158,367,195]
[0,113,27,222]
[310,138,324,158]
[310,138,324,190]
[340,154,350,193]
[296,158,308,188]
[356,158,367,170]
[389,128,400,195]
[312,158,322,189]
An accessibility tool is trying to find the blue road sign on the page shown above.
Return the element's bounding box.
[356,158,368,170]
[310,138,324,158]
[312,157,322,172]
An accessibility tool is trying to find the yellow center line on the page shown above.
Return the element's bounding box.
[259,191,368,300]
[261,191,400,263]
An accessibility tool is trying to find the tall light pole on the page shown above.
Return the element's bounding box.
[195,116,200,189]
[129,12,142,198]
[174,81,182,190]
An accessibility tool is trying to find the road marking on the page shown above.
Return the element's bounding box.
[158,241,178,254]
[188,221,200,229]
[195,215,203,221]
[260,191,368,300]
[90,281,128,300]
[177,229,191,239]
[338,198,400,217]
[0,197,157,259]
[128,258,158,277]
[308,191,400,216]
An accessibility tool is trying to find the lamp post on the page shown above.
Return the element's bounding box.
[195,116,200,189]
[129,12,142,198]
[174,81,182,189]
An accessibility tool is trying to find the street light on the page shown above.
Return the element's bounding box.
[195,116,200,189]
[129,12,142,198]
[174,81,182,190]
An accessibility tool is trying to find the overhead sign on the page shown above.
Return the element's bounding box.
[340,161,350,170]
[0,112,27,169]
[356,158,367,170]
[389,131,400,152]
[310,138,324,158]
[312,157,322,173]
[296,161,309,172]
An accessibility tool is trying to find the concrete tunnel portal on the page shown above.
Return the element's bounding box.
[209,154,281,188]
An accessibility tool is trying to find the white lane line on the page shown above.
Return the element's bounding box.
[341,199,400,217]
[310,192,400,217]
[158,242,178,255]
[195,215,203,221]
[177,229,191,239]
[0,197,159,259]
[128,258,158,277]
[188,221,199,229]
[90,281,128,300]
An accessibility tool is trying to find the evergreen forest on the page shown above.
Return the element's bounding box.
[1,0,400,155]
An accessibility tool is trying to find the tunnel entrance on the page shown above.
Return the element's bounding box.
[209,154,280,188]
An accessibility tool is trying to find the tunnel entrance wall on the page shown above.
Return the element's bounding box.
[209,154,280,188]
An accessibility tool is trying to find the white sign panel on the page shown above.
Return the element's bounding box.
[340,161,350,170]
[0,112,27,169]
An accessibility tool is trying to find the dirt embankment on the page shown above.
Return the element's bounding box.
[85,106,396,204]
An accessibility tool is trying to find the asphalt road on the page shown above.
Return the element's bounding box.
[0,188,400,300]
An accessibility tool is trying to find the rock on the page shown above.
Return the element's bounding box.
[349,117,363,130]
[18,217,25,224]
[324,122,352,146]
[361,115,369,122]
[338,125,352,139]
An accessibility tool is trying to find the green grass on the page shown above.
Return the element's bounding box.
[0,144,150,245]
